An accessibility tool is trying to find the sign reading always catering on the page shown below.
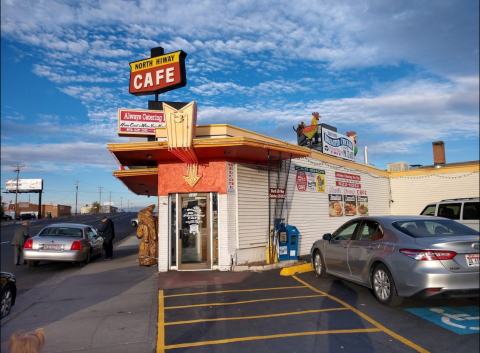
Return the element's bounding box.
[6,179,43,192]
[117,108,165,136]
[335,171,361,189]
[322,128,355,162]
[269,188,286,199]
[129,50,187,96]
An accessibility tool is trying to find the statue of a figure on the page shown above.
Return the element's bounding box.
[136,204,158,266]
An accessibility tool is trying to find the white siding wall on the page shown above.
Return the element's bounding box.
[236,158,391,258]
[390,171,480,215]
[284,158,391,256]
[237,165,270,249]
[218,192,237,271]
[157,196,169,272]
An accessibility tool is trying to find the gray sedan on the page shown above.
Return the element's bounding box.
[23,223,104,267]
[310,216,479,306]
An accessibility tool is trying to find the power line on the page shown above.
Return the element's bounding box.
[11,164,25,222]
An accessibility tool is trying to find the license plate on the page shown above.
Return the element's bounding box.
[43,244,60,250]
[466,254,479,267]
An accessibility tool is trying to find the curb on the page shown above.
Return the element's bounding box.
[232,259,307,272]
[280,263,315,276]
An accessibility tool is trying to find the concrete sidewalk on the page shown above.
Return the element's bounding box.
[1,236,158,353]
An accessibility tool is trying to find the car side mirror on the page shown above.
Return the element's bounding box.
[323,233,332,241]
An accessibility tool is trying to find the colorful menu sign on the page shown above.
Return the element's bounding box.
[328,171,368,217]
[117,108,165,136]
[295,166,326,192]
[322,128,355,161]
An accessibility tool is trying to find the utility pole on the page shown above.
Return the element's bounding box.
[120,196,123,211]
[74,181,81,216]
[12,164,25,223]
[127,200,130,212]
[98,187,103,214]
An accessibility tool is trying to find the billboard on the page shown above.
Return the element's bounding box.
[5,179,43,192]
[129,50,187,96]
[117,108,166,137]
[322,127,355,162]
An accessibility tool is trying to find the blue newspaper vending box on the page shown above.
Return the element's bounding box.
[286,225,300,260]
[276,219,289,261]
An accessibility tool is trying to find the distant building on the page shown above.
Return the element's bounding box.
[7,203,71,219]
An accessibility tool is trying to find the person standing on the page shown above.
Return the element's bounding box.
[11,221,30,266]
[97,216,115,260]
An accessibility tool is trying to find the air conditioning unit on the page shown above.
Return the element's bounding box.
[387,161,409,172]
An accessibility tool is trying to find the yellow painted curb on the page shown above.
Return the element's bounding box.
[280,263,314,276]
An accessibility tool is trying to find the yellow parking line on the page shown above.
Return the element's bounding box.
[164,285,307,298]
[165,294,324,310]
[157,290,165,353]
[164,328,382,350]
[292,276,430,353]
[166,307,349,325]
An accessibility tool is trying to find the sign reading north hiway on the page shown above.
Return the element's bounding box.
[129,50,187,96]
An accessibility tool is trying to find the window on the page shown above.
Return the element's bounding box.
[393,219,479,237]
[333,221,359,241]
[86,227,96,239]
[438,203,461,220]
[420,205,436,216]
[463,202,479,220]
[39,227,83,237]
[356,221,384,241]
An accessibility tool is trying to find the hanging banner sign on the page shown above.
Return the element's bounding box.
[295,166,326,192]
[328,186,344,217]
[343,189,357,216]
[322,128,355,161]
[335,171,361,189]
[117,108,165,137]
[129,50,187,96]
[269,188,286,199]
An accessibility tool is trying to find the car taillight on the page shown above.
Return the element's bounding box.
[70,241,82,251]
[24,238,33,249]
[400,249,456,261]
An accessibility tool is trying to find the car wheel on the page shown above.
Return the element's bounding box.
[131,221,137,227]
[372,264,404,306]
[1,285,14,319]
[314,250,330,279]
[27,260,39,268]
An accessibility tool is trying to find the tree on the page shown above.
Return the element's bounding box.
[90,201,100,214]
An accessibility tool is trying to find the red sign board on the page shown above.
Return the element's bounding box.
[335,172,361,181]
[129,50,187,96]
[117,109,165,137]
[269,188,286,199]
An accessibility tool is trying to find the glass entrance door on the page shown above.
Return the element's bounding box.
[178,193,210,270]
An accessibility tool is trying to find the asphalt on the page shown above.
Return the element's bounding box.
[0,235,159,353]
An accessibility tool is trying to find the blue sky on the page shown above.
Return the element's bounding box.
[1,0,479,212]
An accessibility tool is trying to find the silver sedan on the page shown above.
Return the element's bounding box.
[23,223,104,267]
[310,216,479,306]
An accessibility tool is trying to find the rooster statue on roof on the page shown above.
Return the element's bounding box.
[346,131,358,156]
[301,112,321,149]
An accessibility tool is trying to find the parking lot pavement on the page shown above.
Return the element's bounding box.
[157,271,430,352]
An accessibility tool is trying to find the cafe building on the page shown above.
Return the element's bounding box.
[108,47,479,272]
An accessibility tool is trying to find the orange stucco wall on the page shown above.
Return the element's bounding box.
[158,160,227,195]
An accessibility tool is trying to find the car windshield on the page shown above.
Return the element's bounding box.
[39,227,83,237]
[392,219,479,237]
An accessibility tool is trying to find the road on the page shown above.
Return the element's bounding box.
[0,212,138,298]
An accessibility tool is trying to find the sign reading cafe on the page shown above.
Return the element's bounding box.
[129,50,187,96]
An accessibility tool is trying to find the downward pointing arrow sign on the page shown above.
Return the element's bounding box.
[183,164,202,187]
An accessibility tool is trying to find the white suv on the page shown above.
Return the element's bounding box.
[420,197,479,231]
